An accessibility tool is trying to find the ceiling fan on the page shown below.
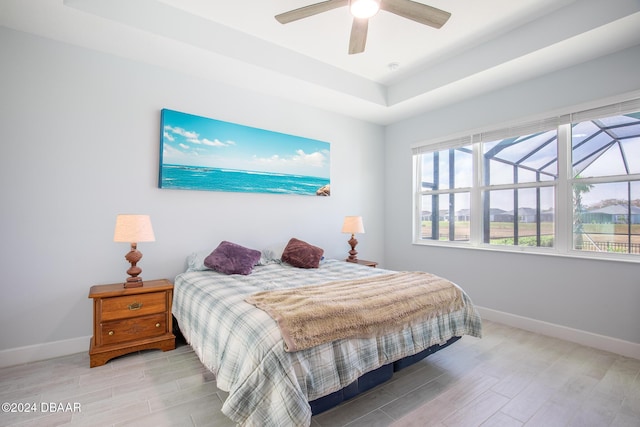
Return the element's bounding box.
[275,0,451,55]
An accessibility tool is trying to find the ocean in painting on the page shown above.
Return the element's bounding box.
[160,164,330,196]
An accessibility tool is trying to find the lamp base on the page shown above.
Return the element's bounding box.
[123,243,144,288]
[346,234,359,262]
[124,277,143,288]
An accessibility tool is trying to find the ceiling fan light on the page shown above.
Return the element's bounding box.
[350,0,381,19]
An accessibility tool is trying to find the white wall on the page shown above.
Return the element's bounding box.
[0,28,384,354]
[384,45,640,347]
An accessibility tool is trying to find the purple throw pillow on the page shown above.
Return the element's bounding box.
[281,238,324,269]
[204,241,261,275]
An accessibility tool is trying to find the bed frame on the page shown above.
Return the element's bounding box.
[309,336,461,414]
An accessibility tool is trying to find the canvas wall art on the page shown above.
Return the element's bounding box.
[159,109,331,196]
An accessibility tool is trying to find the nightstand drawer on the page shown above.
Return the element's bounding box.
[100,313,167,345]
[101,292,167,321]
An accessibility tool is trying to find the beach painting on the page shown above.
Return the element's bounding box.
[159,109,330,196]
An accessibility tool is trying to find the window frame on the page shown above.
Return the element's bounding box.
[412,97,640,263]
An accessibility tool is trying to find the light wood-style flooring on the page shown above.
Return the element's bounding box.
[1,320,638,426]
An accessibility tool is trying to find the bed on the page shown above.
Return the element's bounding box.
[172,242,482,427]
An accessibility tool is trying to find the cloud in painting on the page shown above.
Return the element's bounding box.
[165,125,198,140]
[203,138,235,147]
[163,131,175,142]
[250,149,329,176]
[164,125,235,148]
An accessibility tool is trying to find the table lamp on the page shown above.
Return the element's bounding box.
[113,214,155,288]
[341,216,365,262]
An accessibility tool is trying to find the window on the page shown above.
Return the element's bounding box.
[413,98,640,260]
[571,112,640,255]
[483,130,557,247]
[417,146,472,242]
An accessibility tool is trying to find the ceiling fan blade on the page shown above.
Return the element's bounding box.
[275,0,349,24]
[381,0,451,28]
[349,18,369,55]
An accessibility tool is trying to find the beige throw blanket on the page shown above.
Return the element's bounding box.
[245,272,464,352]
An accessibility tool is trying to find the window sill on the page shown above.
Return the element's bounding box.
[412,239,640,264]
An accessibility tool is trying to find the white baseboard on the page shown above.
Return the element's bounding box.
[477,306,640,360]
[0,336,91,368]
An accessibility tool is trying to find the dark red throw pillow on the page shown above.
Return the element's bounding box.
[281,238,324,269]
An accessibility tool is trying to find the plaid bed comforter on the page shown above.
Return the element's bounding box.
[172,259,482,427]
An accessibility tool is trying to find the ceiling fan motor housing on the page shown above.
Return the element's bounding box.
[350,0,382,19]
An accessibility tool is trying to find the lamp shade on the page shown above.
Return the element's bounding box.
[341,216,365,234]
[113,214,156,243]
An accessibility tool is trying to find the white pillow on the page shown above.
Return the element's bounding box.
[186,250,211,271]
[257,244,286,265]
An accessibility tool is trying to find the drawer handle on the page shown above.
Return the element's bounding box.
[128,302,143,311]
[108,330,114,336]
[155,323,161,328]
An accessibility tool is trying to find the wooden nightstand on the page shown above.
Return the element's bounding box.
[346,259,378,268]
[88,279,176,367]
